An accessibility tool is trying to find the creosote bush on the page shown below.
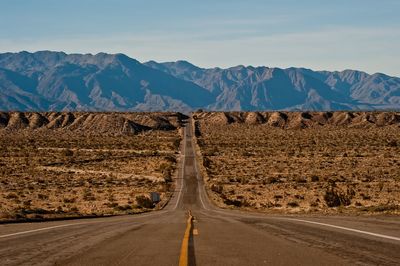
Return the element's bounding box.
[211,184,223,194]
[324,186,353,207]
[135,195,154,209]
[62,149,74,157]
[287,201,299,207]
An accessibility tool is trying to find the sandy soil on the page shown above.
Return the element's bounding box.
[0,112,187,222]
[193,111,400,214]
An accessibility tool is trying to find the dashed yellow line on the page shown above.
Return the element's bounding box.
[179,210,194,266]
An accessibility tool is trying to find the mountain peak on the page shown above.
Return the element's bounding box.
[175,60,199,68]
[163,60,202,71]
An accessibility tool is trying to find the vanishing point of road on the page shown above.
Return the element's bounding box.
[0,117,399,265]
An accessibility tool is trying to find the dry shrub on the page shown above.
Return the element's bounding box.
[62,149,74,157]
[135,195,154,209]
[324,186,354,207]
[287,201,299,207]
[211,184,223,194]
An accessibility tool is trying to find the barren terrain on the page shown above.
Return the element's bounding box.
[193,111,400,214]
[0,112,186,222]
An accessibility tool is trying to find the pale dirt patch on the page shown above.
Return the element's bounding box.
[37,147,175,155]
[38,166,163,182]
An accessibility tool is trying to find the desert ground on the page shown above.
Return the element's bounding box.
[193,111,400,214]
[0,112,186,222]
[1,111,399,222]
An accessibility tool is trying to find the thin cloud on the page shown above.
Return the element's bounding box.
[0,26,398,76]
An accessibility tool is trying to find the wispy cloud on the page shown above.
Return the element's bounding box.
[1,0,399,76]
[1,26,399,76]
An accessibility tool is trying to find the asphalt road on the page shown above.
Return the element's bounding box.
[0,118,399,265]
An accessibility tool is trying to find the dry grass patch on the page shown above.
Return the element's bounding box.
[194,111,400,214]
[0,112,186,222]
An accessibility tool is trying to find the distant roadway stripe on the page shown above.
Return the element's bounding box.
[290,219,400,242]
[0,222,88,239]
[190,120,208,211]
[179,211,194,266]
[174,126,187,210]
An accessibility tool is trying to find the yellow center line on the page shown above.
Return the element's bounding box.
[179,210,194,266]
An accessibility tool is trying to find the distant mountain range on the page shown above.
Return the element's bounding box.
[0,51,399,111]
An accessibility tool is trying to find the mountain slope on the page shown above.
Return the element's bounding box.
[0,51,214,112]
[145,61,400,111]
[0,51,399,111]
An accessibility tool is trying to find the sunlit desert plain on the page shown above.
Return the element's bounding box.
[0,112,185,221]
[194,111,400,214]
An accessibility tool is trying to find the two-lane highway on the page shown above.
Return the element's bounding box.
[0,117,399,265]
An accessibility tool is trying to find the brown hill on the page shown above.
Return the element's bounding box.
[0,112,188,135]
[193,111,400,129]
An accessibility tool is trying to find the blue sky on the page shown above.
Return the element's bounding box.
[1,0,399,76]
